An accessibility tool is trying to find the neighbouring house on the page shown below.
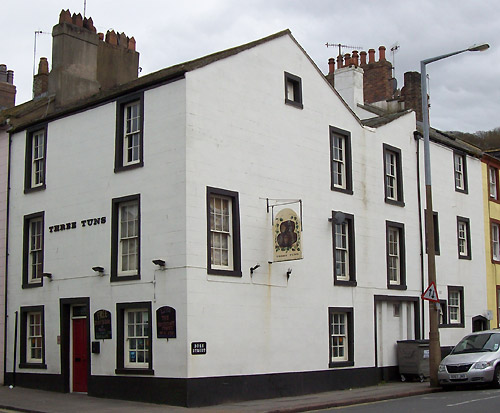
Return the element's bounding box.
[328,48,489,344]
[0,64,16,385]
[2,9,488,407]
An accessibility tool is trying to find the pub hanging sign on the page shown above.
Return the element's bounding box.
[273,208,302,262]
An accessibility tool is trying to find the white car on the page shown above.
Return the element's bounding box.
[438,330,500,388]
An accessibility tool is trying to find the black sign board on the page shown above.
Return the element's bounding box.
[156,306,176,339]
[94,309,112,340]
[191,342,207,355]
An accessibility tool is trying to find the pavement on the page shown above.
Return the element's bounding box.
[0,381,440,413]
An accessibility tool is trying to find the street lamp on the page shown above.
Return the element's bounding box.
[421,43,489,387]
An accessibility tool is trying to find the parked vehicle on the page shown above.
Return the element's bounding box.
[438,330,500,388]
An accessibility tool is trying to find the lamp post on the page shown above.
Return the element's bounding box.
[420,43,489,387]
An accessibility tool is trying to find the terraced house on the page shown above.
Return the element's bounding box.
[2,9,489,406]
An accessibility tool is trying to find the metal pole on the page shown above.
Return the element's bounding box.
[421,61,440,387]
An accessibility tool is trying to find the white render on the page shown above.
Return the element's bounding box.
[3,31,488,401]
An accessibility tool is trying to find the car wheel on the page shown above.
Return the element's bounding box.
[493,365,500,389]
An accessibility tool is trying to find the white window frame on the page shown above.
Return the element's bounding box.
[124,308,149,369]
[332,135,346,189]
[490,167,498,200]
[449,290,461,324]
[27,311,43,363]
[209,194,233,271]
[385,151,397,201]
[123,101,141,167]
[388,226,400,285]
[31,130,45,187]
[334,222,349,281]
[330,312,348,362]
[492,222,500,261]
[458,221,468,257]
[454,153,465,191]
[118,201,139,276]
[29,217,43,283]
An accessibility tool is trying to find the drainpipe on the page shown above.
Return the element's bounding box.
[415,131,426,339]
[3,132,12,385]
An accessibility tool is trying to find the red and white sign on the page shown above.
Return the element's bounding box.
[422,282,440,302]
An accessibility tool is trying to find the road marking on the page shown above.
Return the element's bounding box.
[447,394,500,407]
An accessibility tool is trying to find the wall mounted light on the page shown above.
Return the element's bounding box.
[286,268,292,279]
[92,266,105,275]
[42,272,52,281]
[152,259,165,266]
[250,264,260,275]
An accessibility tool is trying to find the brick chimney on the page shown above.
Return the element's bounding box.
[33,57,49,98]
[360,46,394,104]
[0,64,16,109]
[48,9,140,106]
[400,71,422,121]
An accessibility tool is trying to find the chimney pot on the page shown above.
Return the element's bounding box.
[59,9,72,24]
[352,51,359,67]
[379,46,386,61]
[345,53,351,66]
[0,65,6,83]
[328,58,335,74]
[106,30,118,46]
[337,54,343,69]
[38,57,49,75]
[360,51,367,65]
[118,32,128,48]
[7,70,14,84]
[72,13,83,27]
[368,49,375,63]
[98,32,104,41]
[128,37,136,51]
[83,17,96,33]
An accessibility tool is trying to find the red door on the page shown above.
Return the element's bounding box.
[72,318,88,392]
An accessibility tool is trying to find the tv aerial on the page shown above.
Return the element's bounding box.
[325,43,363,56]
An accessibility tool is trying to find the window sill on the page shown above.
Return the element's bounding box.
[111,273,141,282]
[285,99,303,109]
[22,281,43,289]
[329,361,354,368]
[24,184,46,194]
[207,268,242,277]
[385,198,405,207]
[114,162,144,173]
[115,368,154,376]
[387,284,407,291]
[440,323,464,329]
[458,255,471,260]
[454,187,468,194]
[331,186,353,195]
[19,362,47,369]
[334,279,357,287]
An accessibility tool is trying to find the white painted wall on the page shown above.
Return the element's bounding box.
[6,79,190,378]
[183,35,422,377]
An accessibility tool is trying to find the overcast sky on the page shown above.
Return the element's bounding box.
[2,0,499,133]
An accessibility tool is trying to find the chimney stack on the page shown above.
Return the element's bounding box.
[0,64,16,109]
[33,57,49,98]
[48,9,140,106]
[401,71,423,121]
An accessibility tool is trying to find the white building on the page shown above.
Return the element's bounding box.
[3,11,487,406]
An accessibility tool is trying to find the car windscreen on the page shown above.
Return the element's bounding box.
[452,333,500,354]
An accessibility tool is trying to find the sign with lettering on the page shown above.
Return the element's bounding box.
[191,342,207,355]
[156,306,176,339]
[49,217,106,234]
[273,208,302,262]
[94,309,112,339]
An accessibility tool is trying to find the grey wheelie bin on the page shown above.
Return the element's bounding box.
[397,339,430,382]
